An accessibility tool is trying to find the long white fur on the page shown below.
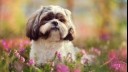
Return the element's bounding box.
[29,5,77,65]
[30,39,76,65]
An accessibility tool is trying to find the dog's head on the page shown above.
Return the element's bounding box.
[26,5,75,41]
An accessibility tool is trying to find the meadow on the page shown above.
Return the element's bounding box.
[0,35,127,72]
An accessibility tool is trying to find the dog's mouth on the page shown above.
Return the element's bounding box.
[50,27,59,31]
[41,27,61,40]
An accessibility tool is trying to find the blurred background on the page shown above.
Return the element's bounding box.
[0,0,127,71]
[0,0,127,47]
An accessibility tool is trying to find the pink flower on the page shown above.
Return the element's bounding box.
[111,62,121,70]
[14,51,20,59]
[27,59,35,66]
[1,40,10,52]
[55,51,62,61]
[55,64,70,72]
[20,57,25,63]
[80,49,86,55]
[110,60,127,72]
[108,50,127,72]
[108,50,118,60]
[91,48,101,56]
[18,47,25,53]
[81,54,95,65]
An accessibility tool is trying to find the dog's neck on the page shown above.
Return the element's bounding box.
[31,38,70,50]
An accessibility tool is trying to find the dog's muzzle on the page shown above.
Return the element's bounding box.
[52,21,58,27]
[51,21,59,31]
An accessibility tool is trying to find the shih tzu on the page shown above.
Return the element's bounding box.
[26,5,77,65]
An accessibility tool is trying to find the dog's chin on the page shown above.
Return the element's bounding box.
[44,27,61,42]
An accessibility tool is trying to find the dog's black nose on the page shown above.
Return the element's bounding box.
[52,21,58,26]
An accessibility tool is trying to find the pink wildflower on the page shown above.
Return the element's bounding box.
[91,48,101,56]
[27,59,35,66]
[81,54,95,65]
[1,40,10,52]
[55,64,70,72]
[108,50,118,60]
[18,47,25,53]
[108,50,127,72]
[14,51,20,59]
[80,49,86,55]
[110,60,127,72]
[20,57,25,63]
[55,51,62,61]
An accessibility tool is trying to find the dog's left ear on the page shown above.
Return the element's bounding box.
[64,9,76,41]
[64,28,76,41]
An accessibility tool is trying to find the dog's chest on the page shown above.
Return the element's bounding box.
[30,42,63,63]
[35,42,62,59]
[30,40,75,64]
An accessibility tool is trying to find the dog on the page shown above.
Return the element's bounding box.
[26,5,77,65]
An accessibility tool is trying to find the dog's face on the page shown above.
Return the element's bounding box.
[26,5,75,41]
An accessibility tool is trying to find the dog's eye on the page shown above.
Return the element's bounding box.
[56,13,66,23]
[44,17,52,21]
[43,12,54,21]
[59,18,66,22]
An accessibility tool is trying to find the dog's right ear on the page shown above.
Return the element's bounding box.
[26,6,44,40]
